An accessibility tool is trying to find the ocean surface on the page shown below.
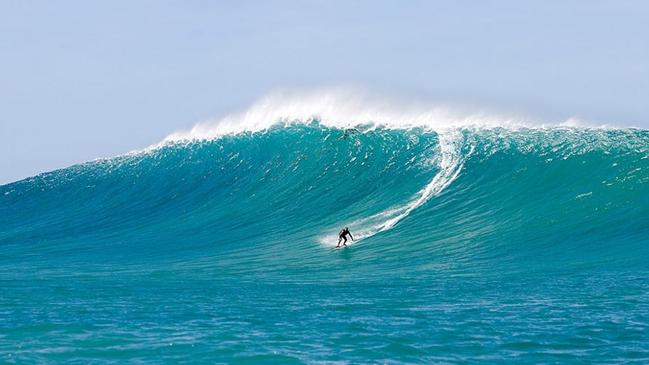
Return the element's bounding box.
[2,121,649,363]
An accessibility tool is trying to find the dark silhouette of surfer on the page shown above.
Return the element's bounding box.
[336,227,354,248]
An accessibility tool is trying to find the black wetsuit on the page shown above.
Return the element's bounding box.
[338,229,352,246]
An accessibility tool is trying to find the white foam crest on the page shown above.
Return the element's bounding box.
[163,89,542,142]
[319,130,466,247]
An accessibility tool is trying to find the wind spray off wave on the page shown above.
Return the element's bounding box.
[162,89,554,142]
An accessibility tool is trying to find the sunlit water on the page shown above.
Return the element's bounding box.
[2,125,648,363]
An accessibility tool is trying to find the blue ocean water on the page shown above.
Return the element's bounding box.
[2,123,649,363]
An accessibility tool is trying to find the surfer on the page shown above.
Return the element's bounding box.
[336,227,354,248]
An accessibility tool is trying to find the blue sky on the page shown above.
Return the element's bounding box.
[1,0,648,184]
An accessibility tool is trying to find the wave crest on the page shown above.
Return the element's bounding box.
[163,89,602,143]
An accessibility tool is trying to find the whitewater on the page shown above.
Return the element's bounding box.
[2,93,649,363]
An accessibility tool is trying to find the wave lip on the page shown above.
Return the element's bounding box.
[163,89,605,144]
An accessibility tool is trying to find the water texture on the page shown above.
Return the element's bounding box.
[2,123,649,363]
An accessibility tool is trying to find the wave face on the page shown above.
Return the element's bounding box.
[2,123,649,363]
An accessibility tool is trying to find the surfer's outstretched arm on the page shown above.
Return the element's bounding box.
[350,233,354,241]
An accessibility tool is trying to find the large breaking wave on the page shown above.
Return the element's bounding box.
[3,93,649,363]
[1,92,648,278]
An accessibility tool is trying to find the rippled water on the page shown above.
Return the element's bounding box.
[2,125,648,363]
